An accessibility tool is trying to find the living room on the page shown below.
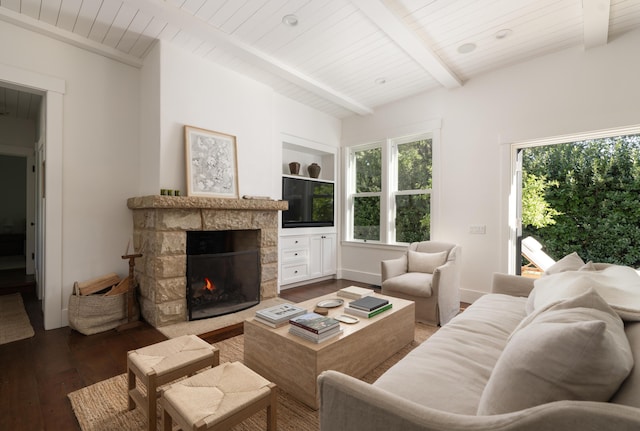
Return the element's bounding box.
[1,1,640,429]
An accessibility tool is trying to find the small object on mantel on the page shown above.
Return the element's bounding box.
[242,195,273,200]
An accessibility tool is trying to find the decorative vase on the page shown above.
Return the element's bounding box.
[289,162,300,175]
[308,163,321,178]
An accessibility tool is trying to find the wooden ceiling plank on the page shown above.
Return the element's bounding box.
[73,0,104,37]
[351,0,461,89]
[57,0,82,32]
[19,0,42,20]
[124,0,373,115]
[0,5,142,67]
[583,0,611,49]
[87,0,122,43]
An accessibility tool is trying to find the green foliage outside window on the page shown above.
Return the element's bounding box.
[522,134,640,267]
[351,138,432,243]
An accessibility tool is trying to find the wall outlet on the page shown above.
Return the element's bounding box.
[469,225,486,234]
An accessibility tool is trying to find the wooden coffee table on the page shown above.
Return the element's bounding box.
[243,291,415,409]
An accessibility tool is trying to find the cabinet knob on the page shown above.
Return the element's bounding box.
[295,240,298,243]
[294,253,298,256]
[294,270,298,274]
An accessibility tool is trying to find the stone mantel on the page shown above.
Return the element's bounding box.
[127,195,287,328]
[127,195,288,211]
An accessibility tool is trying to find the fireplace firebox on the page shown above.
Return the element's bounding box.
[186,230,260,320]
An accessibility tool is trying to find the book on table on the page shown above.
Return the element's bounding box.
[337,286,375,299]
[255,303,307,326]
[348,296,389,312]
[289,312,340,334]
[344,302,393,318]
[288,325,343,343]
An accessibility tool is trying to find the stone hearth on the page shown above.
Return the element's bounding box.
[127,195,288,327]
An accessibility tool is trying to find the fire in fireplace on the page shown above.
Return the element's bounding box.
[186,230,260,320]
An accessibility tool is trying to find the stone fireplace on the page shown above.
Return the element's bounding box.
[127,195,288,327]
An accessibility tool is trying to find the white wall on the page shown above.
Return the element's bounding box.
[140,40,342,203]
[341,28,640,302]
[0,20,140,328]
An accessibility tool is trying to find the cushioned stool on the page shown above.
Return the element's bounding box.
[161,361,277,431]
[127,334,220,431]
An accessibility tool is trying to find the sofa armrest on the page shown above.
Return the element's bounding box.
[381,254,407,282]
[318,371,640,431]
[491,273,535,297]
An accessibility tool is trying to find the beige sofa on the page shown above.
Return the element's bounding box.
[318,266,640,431]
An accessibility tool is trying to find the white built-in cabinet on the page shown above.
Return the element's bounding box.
[279,134,338,289]
[309,233,336,278]
[280,233,336,285]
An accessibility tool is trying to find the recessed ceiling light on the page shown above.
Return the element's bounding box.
[457,42,477,54]
[282,14,298,27]
[374,77,387,85]
[495,29,513,39]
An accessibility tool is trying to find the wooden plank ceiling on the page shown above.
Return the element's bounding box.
[0,0,639,120]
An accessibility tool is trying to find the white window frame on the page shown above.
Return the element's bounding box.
[347,131,434,245]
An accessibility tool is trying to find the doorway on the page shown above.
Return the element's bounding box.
[510,125,640,275]
[0,85,41,296]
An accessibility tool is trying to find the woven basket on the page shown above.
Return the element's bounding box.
[68,285,130,335]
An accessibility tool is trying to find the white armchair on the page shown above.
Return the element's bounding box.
[381,241,461,326]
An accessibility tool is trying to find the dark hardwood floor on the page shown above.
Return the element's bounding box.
[0,277,374,430]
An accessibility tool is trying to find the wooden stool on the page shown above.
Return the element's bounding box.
[127,335,220,431]
[161,361,277,431]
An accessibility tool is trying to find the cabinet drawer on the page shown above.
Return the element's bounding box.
[280,236,309,249]
[281,263,308,282]
[282,248,308,262]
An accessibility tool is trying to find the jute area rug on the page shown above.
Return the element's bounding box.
[68,323,438,431]
[0,293,35,345]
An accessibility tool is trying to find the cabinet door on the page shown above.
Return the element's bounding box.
[308,235,323,278]
[321,234,336,275]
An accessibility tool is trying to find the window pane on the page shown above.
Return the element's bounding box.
[354,196,380,241]
[395,194,430,243]
[355,147,382,193]
[398,139,432,190]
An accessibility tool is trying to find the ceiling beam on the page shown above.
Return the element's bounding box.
[125,0,374,116]
[351,0,462,89]
[582,0,611,49]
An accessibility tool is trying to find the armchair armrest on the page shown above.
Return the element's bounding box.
[381,254,407,282]
[491,273,535,297]
[318,371,640,431]
[432,259,461,325]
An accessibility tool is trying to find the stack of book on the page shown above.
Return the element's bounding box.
[289,312,343,343]
[254,303,307,328]
[337,285,375,299]
[344,296,392,318]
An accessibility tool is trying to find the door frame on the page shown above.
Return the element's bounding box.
[0,63,66,330]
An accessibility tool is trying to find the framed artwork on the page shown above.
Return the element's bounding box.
[185,125,239,198]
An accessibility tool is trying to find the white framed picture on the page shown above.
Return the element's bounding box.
[184,125,239,198]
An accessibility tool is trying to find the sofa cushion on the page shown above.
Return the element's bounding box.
[477,289,633,415]
[529,265,640,321]
[543,251,585,276]
[374,294,528,414]
[381,272,433,297]
[611,321,640,408]
[407,250,447,274]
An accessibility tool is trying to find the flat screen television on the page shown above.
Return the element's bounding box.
[282,176,334,228]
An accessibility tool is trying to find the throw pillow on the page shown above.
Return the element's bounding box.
[543,251,585,276]
[478,289,633,415]
[407,250,448,274]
